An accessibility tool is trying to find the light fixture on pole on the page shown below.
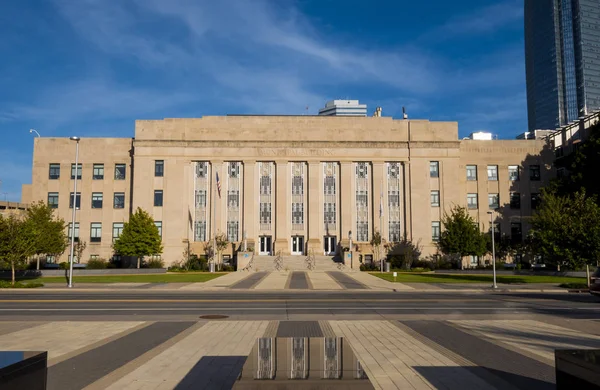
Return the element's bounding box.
[348,230,352,252]
[487,211,498,289]
[29,129,41,137]
[68,136,80,288]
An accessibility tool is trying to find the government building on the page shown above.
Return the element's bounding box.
[22,113,553,266]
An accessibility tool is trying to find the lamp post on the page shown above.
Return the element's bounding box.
[348,230,352,253]
[68,137,80,288]
[29,129,41,137]
[487,211,498,289]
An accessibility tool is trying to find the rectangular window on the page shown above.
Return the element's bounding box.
[155,160,164,177]
[466,165,477,181]
[508,165,520,181]
[510,192,521,209]
[69,192,81,209]
[467,193,478,209]
[91,192,103,209]
[194,221,206,241]
[432,221,441,242]
[48,192,59,209]
[90,222,102,243]
[356,191,368,207]
[113,192,125,209]
[228,162,240,178]
[324,176,336,195]
[112,222,124,242]
[292,203,304,225]
[388,190,400,207]
[530,165,541,181]
[227,190,239,209]
[487,165,498,181]
[196,162,207,178]
[195,190,207,208]
[49,163,60,180]
[260,176,271,195]
[324,203,336,225]
[511,222,522,243]
[154,221,162,238]
[154,190,163,207]
[292,176,303,195]
[227,221,238,242]
[389,222,401,242]
[430,190,440,207]
[531,193,540,210]
[93,164,104,180]
[488,193,499,209]
[71,163,82,180]
[259,202,271,225]
[357,222,368,241]
[68,222,80,242]
[430,161,439,178]
[114,164,126,180]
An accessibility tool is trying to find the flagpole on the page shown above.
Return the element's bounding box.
[380,178,383,272]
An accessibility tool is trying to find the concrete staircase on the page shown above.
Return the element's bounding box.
[248,254,349,272]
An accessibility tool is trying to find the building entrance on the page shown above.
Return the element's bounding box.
[323,236,337,255]
[291,236,304,255]
[259,236,272,255]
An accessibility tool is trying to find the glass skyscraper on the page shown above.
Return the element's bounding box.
[525,0,600,131]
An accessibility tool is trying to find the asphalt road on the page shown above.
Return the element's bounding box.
[0,290,598,321]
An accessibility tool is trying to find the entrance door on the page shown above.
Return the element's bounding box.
[259,236,272,255]
[291,236,304,255]
[323,236,337,255]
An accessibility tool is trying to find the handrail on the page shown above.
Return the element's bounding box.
[274,250,284,271]
[305,249,315,271]
[241,252,255,272]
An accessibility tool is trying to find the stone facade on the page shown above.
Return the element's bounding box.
[24,116,553,265]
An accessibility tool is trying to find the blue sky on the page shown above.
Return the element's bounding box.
[0,0,526,202]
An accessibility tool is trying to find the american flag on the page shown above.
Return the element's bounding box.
[216,172,222,199]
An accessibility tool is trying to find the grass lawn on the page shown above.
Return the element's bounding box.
[22,273,226,284]
[370,272,587,285]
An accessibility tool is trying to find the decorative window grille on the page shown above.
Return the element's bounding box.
[323,338,341,379]
[226,162,242,242]
[355,162,369,241]
[387,162,402,242]
[193,162,209,242]
[290,338,308,379]
[323,162,338,231]
[291,162,305,231]
[258,162,273,231]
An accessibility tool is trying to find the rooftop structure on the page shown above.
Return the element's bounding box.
[318,100,367,117]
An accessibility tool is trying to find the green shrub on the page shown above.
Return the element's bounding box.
[222,265,234,272]
[146,258,165,269]
[86,258,108,269]
[59,262,70,270]
[410,267,430,273]
[0,281,44,288]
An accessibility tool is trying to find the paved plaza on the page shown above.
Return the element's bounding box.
[0,317,599,389]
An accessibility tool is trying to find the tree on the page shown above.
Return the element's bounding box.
[438,206,488,265]
[73,240,87,263]
[530,189,600,269]
[0,214,37,285]
[385,236,423,270]
[486,234,516,263]
[113,208,163,268]
[205,233,229,270]
[26,201,68,269]
[370,231,383,265]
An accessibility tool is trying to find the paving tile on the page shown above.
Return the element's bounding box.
[307,272,343,290]
[0,321,144,360]
[347,272,415,291]
[253,271,290,290]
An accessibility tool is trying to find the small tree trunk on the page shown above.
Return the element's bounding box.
[137,256,141,269]
[587,264,591,288]
[36,255,40,271]
[11,261,15,286]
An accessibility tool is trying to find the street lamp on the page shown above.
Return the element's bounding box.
[348,230,352,252]
[68,136,80,288]
[487,211,498,289]
[29,129,41,137]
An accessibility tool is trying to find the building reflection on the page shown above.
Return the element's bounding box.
[237,337,372,388]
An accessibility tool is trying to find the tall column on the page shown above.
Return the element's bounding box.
[372,162,385,240]
[402,161,413,240]
[274,160,290,255]
[307,161,321,253]
[243,161,256,250]
[340,161,353,248]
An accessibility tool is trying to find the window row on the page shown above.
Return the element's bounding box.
[49,163,127,180]
[67,221,162,243]
[465,193,540,210]
[431,221,524,242]
[48,192,126,209]
[465,164,541,181]
[430,161,542,182]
